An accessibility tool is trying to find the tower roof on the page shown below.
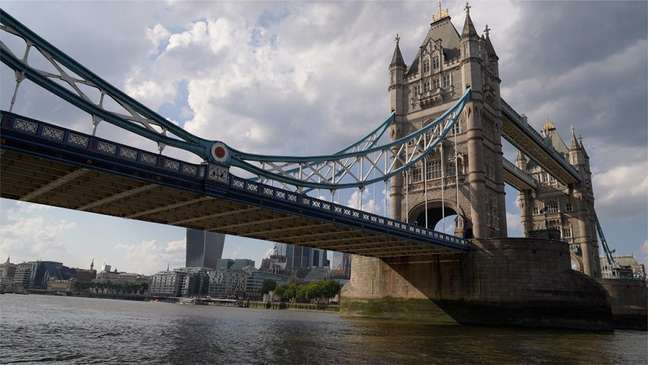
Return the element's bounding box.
[570,126,580,149]
[461,3,479,39]
[483,25,498,59]
[390,35,406,68]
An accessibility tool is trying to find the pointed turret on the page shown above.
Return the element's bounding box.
[461,2,479,39]
[515,150,527,170]
[570,126,580,150]
[90,258,94,271]
[5,256,9,264]
[483,25,498,59]
[390,38,406,68]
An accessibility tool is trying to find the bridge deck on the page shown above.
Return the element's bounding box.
[0,112,469,258]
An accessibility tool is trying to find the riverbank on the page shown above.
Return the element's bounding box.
[2,290,340,312]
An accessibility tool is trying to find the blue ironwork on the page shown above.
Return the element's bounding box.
[0,111,471,251]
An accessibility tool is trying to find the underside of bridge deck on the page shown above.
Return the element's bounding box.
[0,127,466,258]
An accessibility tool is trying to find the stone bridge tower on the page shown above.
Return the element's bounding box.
[516,125,602,278]
[388,5,506,239]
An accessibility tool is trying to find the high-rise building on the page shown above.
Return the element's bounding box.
[276,243,329,273]
[331,252,352,279]
[186,229,225,269]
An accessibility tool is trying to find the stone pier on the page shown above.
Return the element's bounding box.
[341,238,613,330]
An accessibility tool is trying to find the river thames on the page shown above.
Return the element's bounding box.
[0,294,645,364]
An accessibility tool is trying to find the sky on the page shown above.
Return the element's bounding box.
[0,1,646,274]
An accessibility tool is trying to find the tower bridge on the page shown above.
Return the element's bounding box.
[0,7,628,329]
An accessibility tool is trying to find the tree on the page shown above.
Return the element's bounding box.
[261,279,276,295]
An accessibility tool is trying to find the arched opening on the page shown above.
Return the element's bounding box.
[409,202,470,238]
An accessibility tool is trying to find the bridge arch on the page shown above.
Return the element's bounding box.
[407,200,471,238]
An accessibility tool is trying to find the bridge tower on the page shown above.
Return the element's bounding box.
[516,124,602,279]
[388,4,507,239]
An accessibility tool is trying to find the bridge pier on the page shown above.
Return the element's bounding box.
[341,238,613,330]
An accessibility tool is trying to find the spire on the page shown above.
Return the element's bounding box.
[570,126,580,149]
[5,256,9,264]
[432,0,450,23]
[462,2,478,38]
[483,24,498,59]
[390,34,406,68]
[579,135,590,158]
[90,258,94,271]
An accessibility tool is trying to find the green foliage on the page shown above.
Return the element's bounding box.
[261,279,277,294]
[273,280,341,303]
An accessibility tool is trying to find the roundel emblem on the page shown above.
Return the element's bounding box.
[210,142,229,163]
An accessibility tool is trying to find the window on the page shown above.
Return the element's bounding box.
[410,164,422,183]
[426,159,442,180]
[562,225,572,238]
[433,78,440,89]
[424,80,429,91]
[565,202,573,212]
[547,199,559,213]
[533,202,542,215]
[432,55,439,69]
[442,73,451,88]
[423,60,430,74]
[548,219,560,230]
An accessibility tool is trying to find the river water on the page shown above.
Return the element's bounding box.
[0,294,645,364]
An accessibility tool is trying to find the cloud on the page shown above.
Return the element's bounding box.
[114,239,185,275]
[0,202,76,263]
[506,212,523,237]
[347,189,378,214]
[640,240,648,267]
[593,160,648,218]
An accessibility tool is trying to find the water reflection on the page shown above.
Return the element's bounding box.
[0,294,645,364]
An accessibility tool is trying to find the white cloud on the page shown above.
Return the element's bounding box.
[114,239,185,275]
[593,160,648,217]
[0,202,76,263]
[506,212,523,237]
[640,240,648,267]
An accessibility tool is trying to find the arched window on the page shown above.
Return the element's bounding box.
[432,55,439,69]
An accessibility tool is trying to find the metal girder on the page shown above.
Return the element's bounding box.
[78,184,157,211]
[170,207,260,225]
[231,89,470,190]
[208,215,295,231]
[263,228,363,242]
[243,223,334,237]
[126,196,212,219]
[19,168,89,201]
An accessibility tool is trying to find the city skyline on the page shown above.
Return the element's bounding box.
[0,1,646,274]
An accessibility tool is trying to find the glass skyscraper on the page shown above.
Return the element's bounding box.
[186,229,225,269]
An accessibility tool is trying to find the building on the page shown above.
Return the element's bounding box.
[330,252,352,279]
[244,271,287,299]
[0,257,17,291]
[260,253,287,275]
[208,269,248,299]
[186,228,225,269]
[149,270,187,297]
[13,262,32,290]
[177,267,210,297]
[276,243,329,274]
[516,124,602,278]
[601,256,646,280]
[216,258,255,271]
